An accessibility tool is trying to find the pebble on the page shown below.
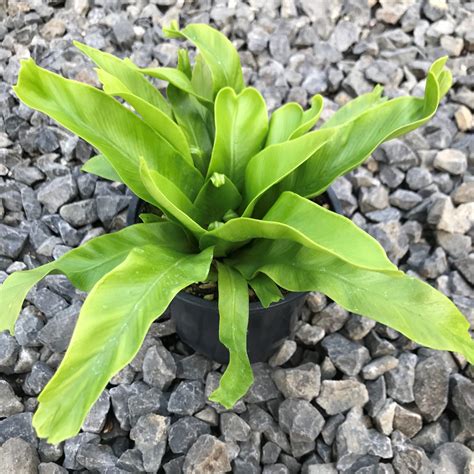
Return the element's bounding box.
[129,414,169,472]
[362,355,399,380]
[321,334,370,376]
[272,362,321,401]
[0,380,23,418]
[0,438,39,474]
[268,340,297,367]
[183,435,231,474]
[59,199,98,227]
[317,379,369,415]
[279,399,325,443]
[413,356,449,422]
[385,352,417,404]
[167,380,206,416]
[0,224,29,259]
[434,149,468,175]
[168,416,211,454]
[142,344,177,390]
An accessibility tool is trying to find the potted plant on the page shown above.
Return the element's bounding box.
[1,22,472,444]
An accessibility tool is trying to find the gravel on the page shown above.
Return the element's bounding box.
[0,0,473,471]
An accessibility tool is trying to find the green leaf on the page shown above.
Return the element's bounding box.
[167,85,214,176]
[193,173,242,226]
[139,158,206,237]
[96,69,193,165]
[231,240,474,364]
[208,262,253,408]
[33,245,214,443]
[74,41,172,117]
[321,85,386,129]
[13,59,203,203]
[191,54,214,103]
[201,191,396,270]
[280,57,451,198]
[0,223,192,333]
[207,87,268,190]
[241,128,334,217]
[81,154,122,182]
[136,66,212,104]
[266,94,323,146]
[249,273,282,308]
[164,23,245,94]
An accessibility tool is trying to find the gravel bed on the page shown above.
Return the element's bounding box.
[0,0,473,472]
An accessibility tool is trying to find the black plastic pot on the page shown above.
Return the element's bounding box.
[126,188,342,364]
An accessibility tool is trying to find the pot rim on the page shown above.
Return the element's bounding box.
[175,289,308,311]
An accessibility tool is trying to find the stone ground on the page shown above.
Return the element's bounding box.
[0,0,473,472]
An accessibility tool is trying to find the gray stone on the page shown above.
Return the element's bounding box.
[389,189,422,210]
[312,303,349,333]
[117,448,144,472]
[247,26,270,53]
[0,438,39,474]
[0,380,23,417]
[22,361,54,396]
[168,380,205,416]
[359,186,389,213]
[0,332,19,372]
[169,416,211,454]
[392,433,432,474]
[244,363,280,403]
[321,334,370,376]
[128,387,169,426]
[110,383,146,431]
[219,412,250,442]
[0,224,28,258]
[21,188,42,220]
[330,20,360,52]
[38,463,67,474]
[176,353,211,381]
[272,362,320,401]
[263,464,290,474]
[385,352,417,403]
[183,435,231,474]
[269,31,291,63]
[38,439,63,463]
[29,288,68,318]
[434,149,467,175]
[142,344,176,390]
[423,0,448,21]
[365,331,397,358]
[317,379,369,415]
[37,175,77,213]
[0,413,37,447]
[431,442,472,473]
[37,302,80,353]
[406,167,433,190]
[412,422,449,453]
[82,390,110,433]
[373,399,397,436]
[112,20,135,48]
[269,340,297,367]
[453,256,474,286]
[452,182,474,204]
[279,399,325,443]
[130,414,170,472]
[367,429,392,458]
[362,356,399,380]
[96,194,130,228]
[295,323,325,346]
[163,456,185,474]
[377,140,418,169]
[413,355,449,422]
[343,315,376,340]
[335,407,370,467]
[451,374,474,433]
[393,405,423,438]
[436,231,471,259]
[76,444,118,471]
[59,199,97,227]
[15,306,44,347]
[262,441,281,465]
